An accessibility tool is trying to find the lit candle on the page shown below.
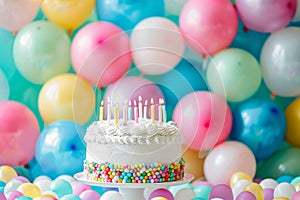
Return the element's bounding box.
[138,96,143,119]
[99,100,104,124]
[134,100,138,123]
[128,100,132,120]
[107,97,111,124]
[143,100,148,119]
[123,100,128,123]
[114,104,119,125]
[158,98,163,124]
[151,98,155,124]
[162,98,167,123]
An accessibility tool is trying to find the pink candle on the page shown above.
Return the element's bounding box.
[134,100,138,123]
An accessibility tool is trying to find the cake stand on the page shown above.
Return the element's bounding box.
[74,172,194,200]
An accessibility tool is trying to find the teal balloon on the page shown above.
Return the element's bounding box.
[276,175,294,183]
[0,69,9,101]
[60,194,81,200]
[50,179,73,198]
[206,48,261,102]
[194,185,212,199]
[13,20,71,84]
[0,27,16,79]
[256,147,300,179]
[16,197,32,200]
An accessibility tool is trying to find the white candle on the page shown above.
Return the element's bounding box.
[123,101,128,123]
[143,100,148,119]
[151,98,155,124]
[99,100,104,124]
[134,100,138,123]
[138,96,143,119]
[107,97,111,124]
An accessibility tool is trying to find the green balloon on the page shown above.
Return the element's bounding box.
[256,147,300,179]
[206,48,261,102]
[13,20,71,84]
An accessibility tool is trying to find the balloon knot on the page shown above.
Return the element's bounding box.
[270,92,276,99]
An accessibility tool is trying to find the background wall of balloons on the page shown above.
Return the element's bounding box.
[1,0,300,199]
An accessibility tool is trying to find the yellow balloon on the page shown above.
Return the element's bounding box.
[34,194,58,200]
[151,198,168,200]
[38,73,96,125]
[41,0,95,30]
[0,165,18,183]
[273,197,289,200]
[295,182,300,192]
[244,183,264,200]
[17,183,42,198]
[230,171,253,188]
[285,97,300,147]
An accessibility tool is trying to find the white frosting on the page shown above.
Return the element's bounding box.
[84,119,181,145]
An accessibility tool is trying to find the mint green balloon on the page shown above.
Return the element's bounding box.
[206,48,261,102]
[13,20,71,84]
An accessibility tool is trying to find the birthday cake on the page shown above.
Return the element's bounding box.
[83,98,185,184]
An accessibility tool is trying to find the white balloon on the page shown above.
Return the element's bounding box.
[174,188,197,200]
[4,180,23,194]
[274,182,296,199]
[101,191,124,200]
[131,17,185,75]
[56,175,76,185]
[232,179,251,199]
[42,190,59,199]
[259,178,278,189]
[34,179,52,193]
[33,175,52,184]
[293,0,300,22]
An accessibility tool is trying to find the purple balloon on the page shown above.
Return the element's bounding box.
[209,184,233,200]
[253,178,262,184]
[235,0,297,32]
[292,192,300,200]
[264,188,274,200]
[236,191,256,200]
[12,176,29,183]
[5,191,23,200]
[0,192,6,200]
[148,188,174,200]
[79,190,101,200]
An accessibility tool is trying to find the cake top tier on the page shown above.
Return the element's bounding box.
[84,119,181,145]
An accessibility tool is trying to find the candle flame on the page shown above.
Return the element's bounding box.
[134,99,137,106]
[139,95,142,102]
[101,100,104,106]
[144,100,148,106]
[129,100,131,106]
[151,98,154,105]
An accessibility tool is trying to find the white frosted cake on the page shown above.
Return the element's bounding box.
[83,115,185,183]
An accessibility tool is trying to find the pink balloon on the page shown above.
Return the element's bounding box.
[12,176,30,183]
[209,184,233,200]
[0,192,6,200]
[148,188,174,200]
[204,141,256,185]
[5,190,23,200]
[72,182,91,196]
[292,192,300,200]
[104,76,164,118]
[79,190,101,200]
[179,0,238,55]
[0,101,40,166]
[173,91,232,151]
[235,0,297,33]
[264,188,274,200]
[71,22,132,88]
[236,191,256,200]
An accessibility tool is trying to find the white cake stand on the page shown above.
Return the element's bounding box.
[74,172,194,200]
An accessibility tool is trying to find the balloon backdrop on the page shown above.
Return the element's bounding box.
[285,97,300,147]
[235,0,297,33]
[0,0,40,32]
[0,101,40,166]
[38,73,95,125]
[230,99,286,161]
[71,22,132,88]
[0,70,9,101]
[179,0,238,55]
[260,27,300,97]
[206,48,261,102]
[173,91,232,151]
[40,0,95,31]
[131,17,184,75]
[35,120,86,179]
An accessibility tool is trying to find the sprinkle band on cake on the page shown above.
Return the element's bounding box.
[84,159,185,183]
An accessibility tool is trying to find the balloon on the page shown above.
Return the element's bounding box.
[71,182,90,196]
[104,76,164,118]
[277,175,294,184]
[34,180,51,193]
[41,0,95,30]
[243,183,264,200]
[206,48,261,102]
[0,101,40,166]
[79,190,101,200]
[256,147,300,179]
[179,0,238,55]
[293,1,300,21]
[168,183,194,197]
[230,172,252,188]
[55,175,75,185]
[209,184,233,200]
[50,179,72,198]
[59,194,80,200]
[13,21,71,84]
[5,190,23,200]
[173,91,232,151]
[16,197,32,200]
[232,179,252,199]
[33,194,57,200]
[259,178,278,189]
[0,0,40,32]
[100,191,124,200]
[274,182,296,199]
[131,17,184,75]
[0,69,9,101]
[4,180,23,194]
[12,177,29,184]
[96,0,165,31]
[0,166,17,183]
[292,192,300,200]
[264,188,274,200]
[38,74,95,125]
[204,141,256,185]
[235,0,297,33]
[285,97,300,147]
[182,147,204,180]
[148,188,174,200]
[71,22,132,88]
[236,191,256,200]
[0,192,5,200]
[17,183,41,199]
[35,120,86,179]
[164,0,188,17]
[33,176,52,185]
[260,27,300,97]
[230,98,286,161]
[174,188,196,200]
[151,198,167,200]
[193,185,212,200]
[291,177,300,186]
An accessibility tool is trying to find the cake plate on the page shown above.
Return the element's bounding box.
[74,172,194,200]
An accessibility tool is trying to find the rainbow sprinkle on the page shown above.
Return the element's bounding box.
[83,158,185,183]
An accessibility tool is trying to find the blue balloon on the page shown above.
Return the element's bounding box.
[35,120,86,179]
[193,185,212,199]
[276,174,294,183]
[16,197,32,200]
[230,99,286,161]
[96,0,165,31]
[50,179,73,198]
